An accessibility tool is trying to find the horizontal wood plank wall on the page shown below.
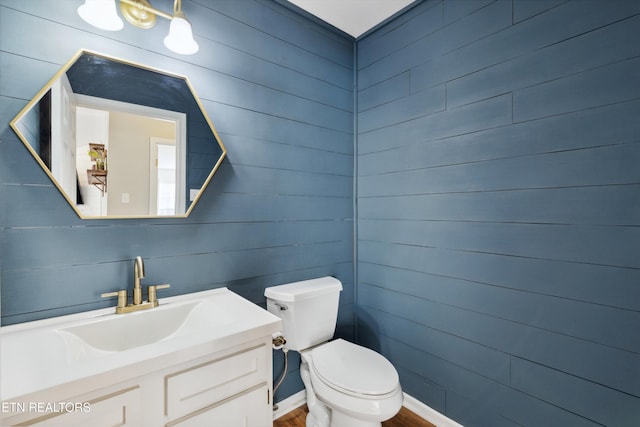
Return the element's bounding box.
[0,0,354,401]
[356,0,640,426]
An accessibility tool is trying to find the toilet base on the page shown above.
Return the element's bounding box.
[304,403,383,427]
[329,410,381,427]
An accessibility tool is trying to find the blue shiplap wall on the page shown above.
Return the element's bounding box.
[357,0,640,427]
[2,0,640,423]
[357,0,640,426]
[0,0,354,401]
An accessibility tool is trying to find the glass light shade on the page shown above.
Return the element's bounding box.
[78,0,124,31]
[163,15,199,55]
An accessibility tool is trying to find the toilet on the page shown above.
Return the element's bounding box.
[265,277,403,427]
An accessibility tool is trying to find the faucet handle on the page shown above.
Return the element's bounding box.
[148,284,171,305]
[101,290,128,308]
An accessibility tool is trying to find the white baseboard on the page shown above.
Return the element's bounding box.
[273,391,462,427]
[403,393,464,427]
[273,390,306,420]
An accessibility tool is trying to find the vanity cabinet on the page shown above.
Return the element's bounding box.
[1,339,273,427]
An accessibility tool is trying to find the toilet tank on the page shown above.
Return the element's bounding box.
[264,277,342,351]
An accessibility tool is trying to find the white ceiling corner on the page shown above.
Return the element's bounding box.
[286,0,417,38]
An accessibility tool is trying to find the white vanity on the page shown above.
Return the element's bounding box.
[0,288,281,427]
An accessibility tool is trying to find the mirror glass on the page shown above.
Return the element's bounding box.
[10,50,226,218]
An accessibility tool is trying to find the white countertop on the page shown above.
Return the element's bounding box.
[0,288,281,401]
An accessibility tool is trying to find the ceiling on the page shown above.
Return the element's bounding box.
[286,0,417,38]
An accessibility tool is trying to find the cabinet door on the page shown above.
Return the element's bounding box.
[167,384,271,427]
[14,387,141,427]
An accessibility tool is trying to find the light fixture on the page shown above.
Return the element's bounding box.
[77,0,124,31]
[77,0,199,55]
[163,4,199,55]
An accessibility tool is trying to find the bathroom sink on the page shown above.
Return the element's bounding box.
[1,288,282,402]
[59,300,200,352]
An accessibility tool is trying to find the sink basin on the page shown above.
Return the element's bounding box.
[59,300,200,352]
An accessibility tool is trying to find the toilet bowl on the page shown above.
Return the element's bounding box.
[301,339,403,427]
[264,277,403,427]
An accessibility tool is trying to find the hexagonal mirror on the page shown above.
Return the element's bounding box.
[10,49,226,218]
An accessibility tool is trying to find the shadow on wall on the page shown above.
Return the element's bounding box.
[356,308,382,353]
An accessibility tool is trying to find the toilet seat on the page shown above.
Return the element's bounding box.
[310,339,399,397]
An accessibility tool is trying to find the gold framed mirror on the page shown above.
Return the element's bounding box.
[10,49,226,219]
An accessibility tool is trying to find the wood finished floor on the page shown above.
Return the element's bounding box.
[273,405,436,427]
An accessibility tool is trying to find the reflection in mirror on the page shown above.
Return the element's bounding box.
[11,50,226,218]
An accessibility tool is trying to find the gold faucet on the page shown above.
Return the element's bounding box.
[101,256,170,314]
[133,256,145,305]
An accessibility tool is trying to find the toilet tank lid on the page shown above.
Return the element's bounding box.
[265,277,342,302]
